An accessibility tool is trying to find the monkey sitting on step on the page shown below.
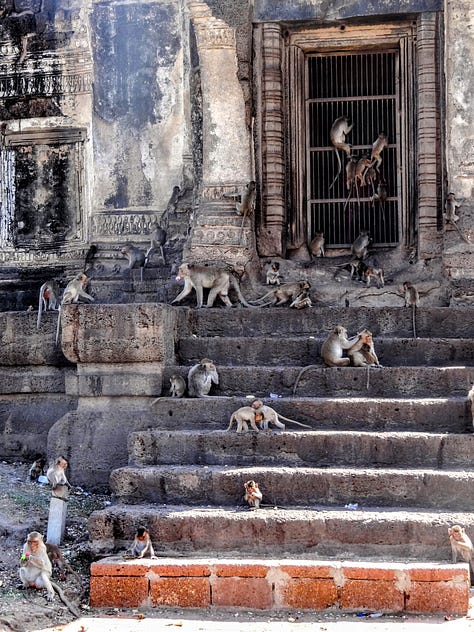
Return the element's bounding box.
[244,480,262,509]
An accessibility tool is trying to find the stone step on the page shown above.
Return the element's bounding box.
[109,465,474,511]
[88,504,474,562]
[161,366,474,397]
[89,555,469,615]
[127,430,474,469]
[150,396,470,433]
[175,306,474,339]
[177,336,474,366]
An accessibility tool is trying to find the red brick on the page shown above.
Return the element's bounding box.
[406,581,469,615]
[342,563,400,581]
[90,576,149,607]
[91,559,149,577]
[149,562,211,577]
[150,577,210,607]
[215,562,269,578]
[279,563,337,579]
[340,580,404,611]
[408,564,469,582]
[279,578,338,609]
[212,577,272,609]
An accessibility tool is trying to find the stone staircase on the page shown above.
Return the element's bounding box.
[88,305,474,614]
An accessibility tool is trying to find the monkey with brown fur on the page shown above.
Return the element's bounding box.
[227,405,260,433]
[321,325,360,367]
[328,116,353,190]
[309,232,325,258]
[46,542,83,585]
[244,480,263,509]
[121,243,146,280]
[46,456,72,499]
[290,292,312,309]
[251,281,311,307]
[169,374,186,398]
[251,400,311,430]
[370,132,389,172]
[351,230,370,260]
[55,273,94,344]
[444,192,470,243]
[403,281,420,339]
[448,524,474,583]
[126,526,158,559]
[348,330,381,368]
[363,265,385,288]
[265,261,282,285]
[28,457,46,482]
[187,358,219,397]
[145,223,167,265]
[172,262,253,308]
[37,280,60,329]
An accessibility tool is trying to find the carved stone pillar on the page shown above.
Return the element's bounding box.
[185,1,258,272]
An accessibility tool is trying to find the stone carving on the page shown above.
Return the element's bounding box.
[91,213,159,238]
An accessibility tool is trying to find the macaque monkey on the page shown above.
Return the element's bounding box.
[290,292,312,309]
[145,223,167,265]
[121,243,146,280]
[46,542,82,585]
[251,280,311,307]
[468,385,474,429]
[169,374,186,398]
[329,116,353,190]
[448,525,474,582]
[83,244,98,271]
[363,265,385,288]
[265,261,282,285]
[351,230,370,260]
[28,457,46,482]
[342,155,358,213]
[224,181,256,243]
[187,358,219,397]
[444,193,470,243]
[251,400,311,430]
[127,526,157,559]
[371,179,388,227]
[227,405,260,433]
[321,325,360,367]
[365,166,377,198]
[348,329,381,368]
[355,155,372,187]
[46,456,71,499]
[55,273,94,344]
[403,281,420,339]
[244,480,262,509]
[37,280,60,329]
[172,262,253,308]
[370,132,388,172]
[19,532,80,616]
[309,232,325,258]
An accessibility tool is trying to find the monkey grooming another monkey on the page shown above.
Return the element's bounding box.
[126,526,158,559]
[448,524,474,583]
[251,281,311,307]
[244,480,262,509]
[265,261,282,285]
[251,400,311,430]
[187,358,219,397]
[403,281,420,339]
[172,262,253,308]
[328,116,353,190]
[348,330,381,368]
[37,280,60,329]
[321,325,360,367]
[227,405,260,433]
[169,374,186,397]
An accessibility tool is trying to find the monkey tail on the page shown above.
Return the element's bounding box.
[227,414,235,431]
[366,365,370,390]
[36,289,44,330]
[412,305,417,339]
[451,220,471,244]
[292,364,320,396]
[277,414,312,429]
[55,307,62,346]
[229,277,254,308]
[51,580,81,618]
[248,289,274,305]
[328,149,342,191]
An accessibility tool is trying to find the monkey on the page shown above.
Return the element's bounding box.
[347,329,381,368]
[364,165,377,198]
[126,526,158,559]
[55,273,94,344]
[355,155,372,187]
[328,116,353,191]
[351,230,370,260]
[370,132,388,172]
[46,456,71,499]
[468,385,474,430]
[309,232,325,258]
[169,374,186,398]
[227,406,260,433]
[251,400,311,430]
[145,223,167,266]
[403,281,420,339]
[448,524,474,583]
[224,181,256,243]
[251,281,311,307]
[28,457,46,482]
[371,178,388,227]
[290,292,312,309]
[265,261,282,285]
[187,358,219,397]
[333,259,367,283]
[172,262,253,308]
[46,542,82,585]
[363,265,385,288]
[121,243,146,280]
[36,280,60,329]
[244,480,262,509]
[342,155,358,214]
[444,193,470,243]
[19,532,81,616]
[321,325,360,367]
[161,185,185,231]
[83,244,98,272]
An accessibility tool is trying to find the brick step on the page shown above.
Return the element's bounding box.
[149,396,470,433]
[89,556,470,615]
[176,306,474,339]
[109,465,474,510]
[177,336,474,366]
[127,429,474,469]
[88,504,474,561]
[161,366,474,397]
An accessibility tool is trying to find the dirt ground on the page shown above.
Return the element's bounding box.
[1,460,474,632]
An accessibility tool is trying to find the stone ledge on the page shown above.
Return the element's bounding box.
[89,557,469,615]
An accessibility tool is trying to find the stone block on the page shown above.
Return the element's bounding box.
[340,580,404,611]
[280,562,338,579]
[150,562,211,577]
[406,581,469,615]
[67,363,163,397]
[215,562,269,577]
[408,564,469,582]
[342,562,401,580]
[279,578,338,609]
[150,577,210,607]
[60,303,177,364]
[212,577,272,608]
[91,559,149,577]
[90,576,149,607]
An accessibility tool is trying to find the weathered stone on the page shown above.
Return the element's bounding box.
[212,577,272,608]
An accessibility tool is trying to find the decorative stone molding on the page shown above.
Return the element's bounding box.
[90,213,160,238]
[0,72,92,98]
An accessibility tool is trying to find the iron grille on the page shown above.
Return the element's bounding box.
[306,51,400,248]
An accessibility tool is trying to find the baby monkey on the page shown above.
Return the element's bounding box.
[244,480,263,510]
[127,526,158,559]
